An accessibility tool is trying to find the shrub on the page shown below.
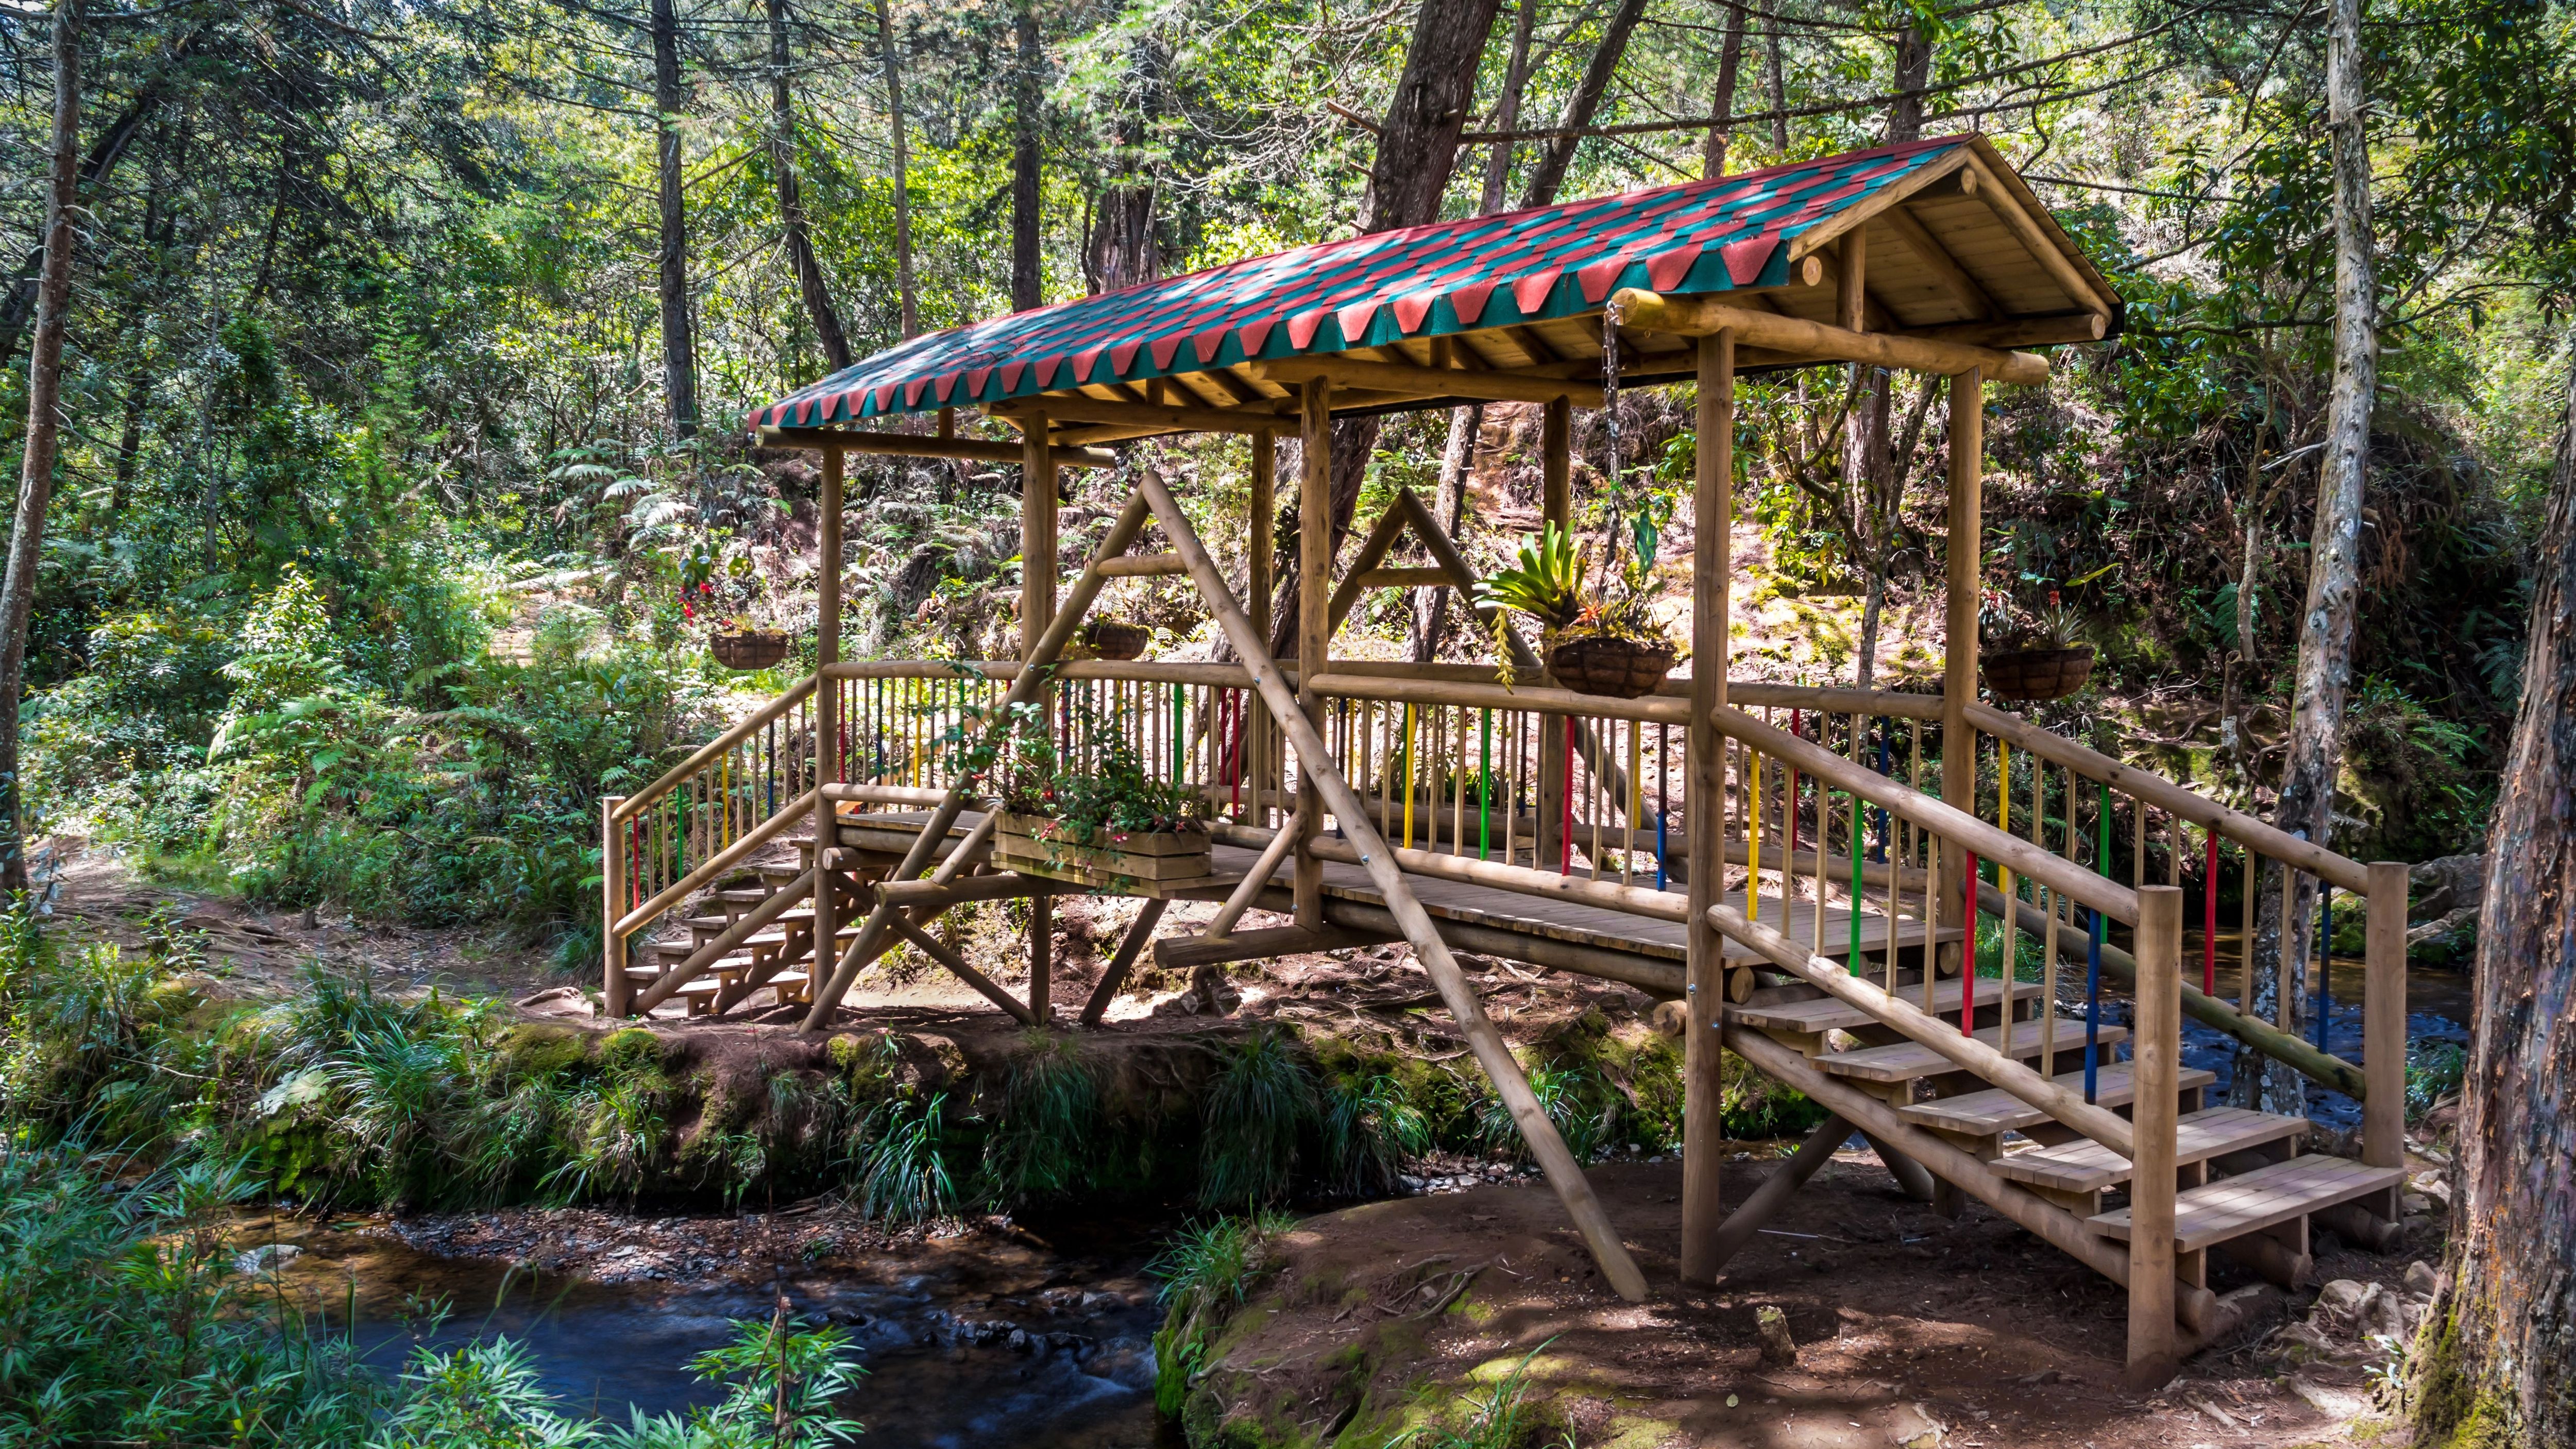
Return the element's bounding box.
[1198,1030,1318,1207]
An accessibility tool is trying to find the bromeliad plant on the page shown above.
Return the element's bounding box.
[1477,515,1677,689]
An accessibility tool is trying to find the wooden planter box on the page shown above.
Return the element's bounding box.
[992,812,1213,888]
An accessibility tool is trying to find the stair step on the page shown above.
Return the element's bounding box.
[1994,1107,2312,1194]
[645,926,857,959]
[1816,1016,2126,1084]
[2088,1154,2406,1252]
[1899,1063,2218,1136]
[1728,976,2046,1034]
[684,907,816,933]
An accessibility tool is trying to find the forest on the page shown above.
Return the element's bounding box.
[0,0,2572,1441]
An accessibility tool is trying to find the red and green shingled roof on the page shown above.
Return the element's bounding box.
[751,135,1976,432]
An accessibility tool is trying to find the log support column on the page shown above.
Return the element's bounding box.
[1295,383,1330,927]
[810,444,844,1022]
[1536,397,1573,870]
[1023,420,1057,1021]
[1682,331,1734,1286]
[603,795,630,1015]
[1941,368,1982,980]
[2362,860,2408,1169]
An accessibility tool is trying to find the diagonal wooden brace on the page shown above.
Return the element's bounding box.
[1139,466,1650,1303]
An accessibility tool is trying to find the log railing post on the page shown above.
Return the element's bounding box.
[2126,882,2183,1387]
[1023,417,1058,1021]
[602,794,630,1016]
[1682,329,1734,1286]
[1294,381,1331,927]
[1536,397,1572,870]
[1247,428,1276,827]
[2363,860,2408,1168]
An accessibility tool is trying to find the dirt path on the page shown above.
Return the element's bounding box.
[1183,1153,2435,1449]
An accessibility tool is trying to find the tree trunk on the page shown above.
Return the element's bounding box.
[1412,402,1481,661]
[874,0,918,337]
[1084,37,1163,297]
[2413,330,2576,1448]
[1478,0,1535,216]
[1763,25,1786,150]
[2233,0,2377,1114]
[0,0,81,892]
[1843,23,1930,687]
[1701,2,1748,179]
[650,0,698,438]
[0,75,162,380]
[1010,1,1043,312]
[767,0,850,371]
[1519,0,1648,209]
[1887,21,1930,143]
[1266,0,1502,661]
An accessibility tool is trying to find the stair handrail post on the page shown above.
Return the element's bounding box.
[2362,860,2408,1169]
[1940,366,1984,981]
[602,794,630,1016]
[2126,882,2184,1387]
[1294,377,1330,928]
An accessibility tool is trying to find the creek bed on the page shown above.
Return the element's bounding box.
[233,1209,1173,1447]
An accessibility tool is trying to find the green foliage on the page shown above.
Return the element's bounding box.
[1476,523,1589,634]
[1390,1341,1559,1449]
[1321,1072,1432,1198]
[1474,1061,1606,1163]
[2408,1041,2469,1121]
[853,1091,958,1223]
[976,1036,1102,1205]
[972,684,1207,837]
[1148,1211,1295,1419]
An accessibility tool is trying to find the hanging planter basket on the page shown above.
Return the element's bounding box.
[710,629,793,672]
[1981,645,2096,702]
[1547,634,1677,700]
[1078,620,1151,661]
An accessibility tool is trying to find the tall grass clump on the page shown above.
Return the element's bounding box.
[1148,1212,1295,1419]
[1198,1030,1317,1207]
[1475,1062,1606,1162]
[852,1092,957,1222]
[1322,1072,1431,1197]
[975,1033,1102,1205]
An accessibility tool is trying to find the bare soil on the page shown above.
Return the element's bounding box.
[1182,1155,2441,1449]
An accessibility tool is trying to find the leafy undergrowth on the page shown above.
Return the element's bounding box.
[0,897,1822,1221]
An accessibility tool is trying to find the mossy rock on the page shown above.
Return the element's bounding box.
[498,1023,590,1082]
[596,1026,667,1075]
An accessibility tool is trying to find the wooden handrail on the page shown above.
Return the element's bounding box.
[1305,671,1692,726]
[1967,702,2371,896]
[614,673,819,823]
[1709,899,2138,1155]
[614,787,817,936]
[823,658,1260,687]
[1717,702,2143,925]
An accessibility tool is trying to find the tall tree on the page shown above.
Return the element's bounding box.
[1010,0,1043,311]
[1518,0,1649,208]
[0,0,82,892]
[651,0,700,437]
[1269,0,1503,660]
[1084,33,1164,295]
[1700,1,1748,179]
[1848,14,1933,687]
[2413,331,2576,1449]
[1477,0,1534,215]
[874,0,918,337]
[2234,0,2379,1113]
[767,0,851,371]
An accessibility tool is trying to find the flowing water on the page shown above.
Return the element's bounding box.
[237,1212,1172,1447]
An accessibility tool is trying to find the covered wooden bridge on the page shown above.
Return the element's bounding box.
[601,134,2411,1385]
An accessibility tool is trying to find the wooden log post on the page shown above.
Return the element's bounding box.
[812,443,844,1015]
[1139,468,1650,1303]
[1081,898,1169,1027]
[1295,381,1330,928]
[1682,330,1734,1286]
[602,795,630,1015]
[2363,860,2408,1169]
[1537,396,1573,870]
[1941,367,1982,981]
[1247,429,1276,826]
[1702,1113,1853,1274]
[1023,417,1058,1022]
[2127,883,2184,1387]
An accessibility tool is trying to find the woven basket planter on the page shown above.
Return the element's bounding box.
[710,629,793,671]
[992,812,1212,888]
[1547,634,1678,700]
[1981,645,2096,702]
[1079,620,1151,661]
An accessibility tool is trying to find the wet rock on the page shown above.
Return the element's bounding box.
[234,1243,302,1275]
[1755,1304,1798,1367]
[1080,1290,1125,1312]
[2405,1260,2441,1297]
[1008,1327,1033,1353]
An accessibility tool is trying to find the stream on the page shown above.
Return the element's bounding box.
[237,1211,1173,1447]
